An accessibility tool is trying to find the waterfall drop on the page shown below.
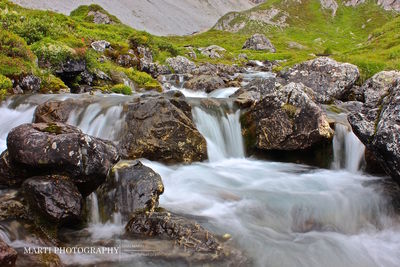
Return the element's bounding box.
[332,123,366,173]
[192,106,244,162]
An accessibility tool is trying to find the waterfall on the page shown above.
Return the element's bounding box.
[67,103,125,141]
[88,193,100,224]
[192,106,244,162]
[0,100,36,153]
[332,123,365,173]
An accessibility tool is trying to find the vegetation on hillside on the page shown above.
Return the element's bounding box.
[0,0,399,98]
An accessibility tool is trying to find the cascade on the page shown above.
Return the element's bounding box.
[332,123,366,173]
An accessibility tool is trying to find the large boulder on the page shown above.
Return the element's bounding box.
[96,160,164,222]
[184,75,226,93]
[242,34,276,52]
[0,150,29,188]
[361,70,400,108]
[55,59,86,80]
[23,175,82,224]
[166,56,196,74]
[198,45,226,59]
[242,82,333,151]
[120,95,207,163]
[7,123,119,196]
[232,76,281,107]
[0,238,17,267]
[349,78,400,183]
[280,57,360,103]
[34,98,89,123]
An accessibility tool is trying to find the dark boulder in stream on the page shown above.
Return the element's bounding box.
[22,175,83,224]
[96,160,164,222]
[242,82,333,151]
[349,77,400,184]
[121,95,207,163]
[7,123,119,196]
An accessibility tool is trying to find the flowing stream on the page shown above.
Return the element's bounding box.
[0,91,399,266]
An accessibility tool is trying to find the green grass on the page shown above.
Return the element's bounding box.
[111,83,132,95]
[0,0,399,95]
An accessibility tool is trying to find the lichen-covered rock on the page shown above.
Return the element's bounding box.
[23,175,82,224]
[348,78,400,183]
[90,40,110,52]
[166,56,196,74]
[198,45,226,59]
[97,160,164,222]
[88,10,111,24]
[361,70,400,108]
[243,34,276,52]
[184,75,226,93]
[0,190,26,220]
[14,75,41,94]
[7,123,119,196]
[0,238,17,267]
[280,57,360,103]
[126,211,222,255]
[232,76,281,107]
[120,95,207,163]
[243,82,333,151]
[34,98,89,123]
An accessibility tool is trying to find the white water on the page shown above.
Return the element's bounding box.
[333,123,366,173]
[192,106,244,161]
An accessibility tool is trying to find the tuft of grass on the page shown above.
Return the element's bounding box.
[110,83,132,95]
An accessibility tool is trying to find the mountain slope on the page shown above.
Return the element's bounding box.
[10,0,262,36]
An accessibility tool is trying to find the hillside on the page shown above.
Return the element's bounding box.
[10,0,262,36]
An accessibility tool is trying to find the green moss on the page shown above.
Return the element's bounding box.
[111,83,132,95]
[327,104,344,114]
[38,71,67,93]
[42,123,62,134]
[282,103,298,119]
[127,69,162,91]
[70,4,121,24]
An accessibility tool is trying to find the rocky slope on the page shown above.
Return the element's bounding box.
[10,0,264,35]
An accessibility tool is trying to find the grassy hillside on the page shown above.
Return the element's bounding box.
[0,0,399,98]
[169,0,399,80]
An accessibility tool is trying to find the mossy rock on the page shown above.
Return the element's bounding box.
[111,83,132,95]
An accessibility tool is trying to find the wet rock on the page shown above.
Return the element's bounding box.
[0,150,29,188]
[23,175,82,224]
[361,70,400,108]
[0,238,17,267]
[243,82,333,151]
[232,76,281,107]
[349,79,400,183]
[279,57,360,103]
[185,75,226,93]
[243,34,276,52]
[90,40,111,52]
[126,211,223,256]
[0,190,26,220]
[34,99,88,124]
[198,45,226,59]
[120,95,207,163]
[166,56,196,74]
[97,161,164,221]
[7,123,119,196]
[88,11,111,24]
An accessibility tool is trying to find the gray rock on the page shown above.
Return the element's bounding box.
[184,75,226,93]
[23,175,82,224]
[137,45,154,72]
[349,78,400,183]
[55,59,86,79]
[7,123,120,196]
[361,70,400,108]
[88,10,111,24]
[198,45,226,59]
[242,82,333,151]
[97,160,164,222]
[280,57,360,103]
[15,75,41,94]
[232,77,281,107]
[120,95,207,163]
[243,34,276,52]
[117,54,138,68]
[90,40,111,52]
[166,56,196,74]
